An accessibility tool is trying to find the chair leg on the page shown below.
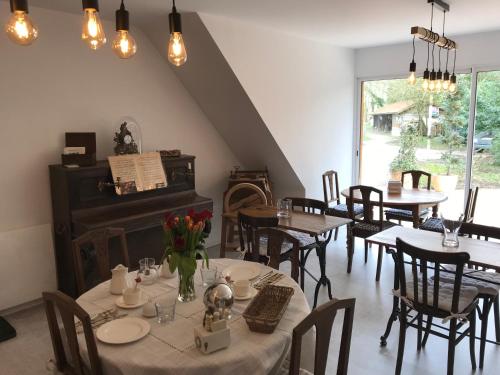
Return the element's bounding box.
[469,309,477,370]
[395,304,407,375]
[417,313,423,351]
[346,228,354,274]
[376,245,383,282]
[422,316,433,347]
[479,298,491,369]
[364,241,368,264]
[494,295,500,343]
[299,251,305,291]
[334,227,339,241]
[447,319,457,375]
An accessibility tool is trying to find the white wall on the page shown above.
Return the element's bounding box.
[0,4,240,310]
[356,30,500,79]
[200,14,356,200]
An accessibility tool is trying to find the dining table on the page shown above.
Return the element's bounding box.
[76,258,314,375]
[341,186,448,228]
[366,226,500,346]
[221,205,352,308]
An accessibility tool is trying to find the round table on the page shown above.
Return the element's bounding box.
[77,259,313,375]
[341,187,448,228]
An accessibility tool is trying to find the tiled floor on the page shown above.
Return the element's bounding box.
[1,227,499,374]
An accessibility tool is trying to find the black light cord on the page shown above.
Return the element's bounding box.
[430,2,435,71]
[452,49,457,74]
[411,35,416,62]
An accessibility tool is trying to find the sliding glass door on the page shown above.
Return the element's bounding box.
[359,74,471,217]
[470,70,500,224]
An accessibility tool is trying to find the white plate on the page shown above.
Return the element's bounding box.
[234,287,258,301]
[222,263,261,282]
[96,317,150,344]
[115,296,148,309]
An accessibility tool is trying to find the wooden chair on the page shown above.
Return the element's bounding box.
[237,213,299,282]
[42,291,103,375]
[394,238,478,375]
[284,197,328,290]
[286,298,356,375]
[72,227,130,295]
[346,186,398,281]
[420,187,479,233]
[322,170,363,240]
[385,170,432,225]
[448,222,500,369]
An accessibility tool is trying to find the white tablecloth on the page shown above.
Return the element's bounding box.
[77,259,314,375]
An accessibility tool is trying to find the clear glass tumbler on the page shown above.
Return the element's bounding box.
[277,198,292,218]
[441,214,464,248]
[155,295,176,324]
[200,266,218,287]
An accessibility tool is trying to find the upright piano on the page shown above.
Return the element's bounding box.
[49,155,213,297]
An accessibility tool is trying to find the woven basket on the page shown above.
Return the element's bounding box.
[242,285,294,333]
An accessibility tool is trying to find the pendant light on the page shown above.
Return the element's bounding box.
[82,0,106,50]
[167,0,187,66]
[422,41,430,92]
[408,36,417,85]
[442,50,451,91]
[448,49,457,93]
[112,1,137,59]
[5,0,38,45]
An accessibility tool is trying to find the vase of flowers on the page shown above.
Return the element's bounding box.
[162,209,212,302]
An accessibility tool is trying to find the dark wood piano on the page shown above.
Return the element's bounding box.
[49,154,213,297]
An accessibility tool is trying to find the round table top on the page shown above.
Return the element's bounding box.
[341,186,448,207]
[76,258,313,375]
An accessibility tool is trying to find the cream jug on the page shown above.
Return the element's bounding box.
[110,264,130,295]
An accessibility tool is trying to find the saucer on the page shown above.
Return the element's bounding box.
[115,296,148,309]
[234,287,258,301]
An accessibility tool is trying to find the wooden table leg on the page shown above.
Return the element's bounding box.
[432,204,439,218]
[220,216,227,258]
[412,206,420,228]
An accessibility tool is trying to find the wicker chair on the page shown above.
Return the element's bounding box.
[72,227,130,296]
[346,186,398,281]
[420,187,479,233]
[322,170,363,240]
[394,238,478,375]
[385,170,432,225]
[43,291,103,375]
[282,298,356,375]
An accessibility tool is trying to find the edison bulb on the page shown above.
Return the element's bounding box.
[448,83,457,93]
[408,72,416,85]
[435,79,442,93]
[429,80,436,93]
[5,11,38,45]
[168,32,187,66]
[82,8,106,50]
[442,79,450,91]
[422,79,429,92]
[112,30,137,58]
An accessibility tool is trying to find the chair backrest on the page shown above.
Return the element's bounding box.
[255,227,300,281]
[73,227,130,295]
[322,170,341,206]
[224,182,268,214]
[464,187,479,223]
[289,298,356,375]
[401,170,431,190]
[238,212,279,260]
[285,197,327,214]
[459,222,500,242]
[395,238,470,317]
[347,185,383,227]
[42,291,102,375]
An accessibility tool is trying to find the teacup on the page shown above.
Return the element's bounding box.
[123,287,142,305]
[233,280,251,297]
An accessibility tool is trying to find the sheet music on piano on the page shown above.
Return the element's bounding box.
[108,152,167,195]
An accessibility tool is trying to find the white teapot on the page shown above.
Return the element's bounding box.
[110,264,130,295]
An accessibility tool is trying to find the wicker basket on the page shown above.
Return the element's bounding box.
[242,285,294,333]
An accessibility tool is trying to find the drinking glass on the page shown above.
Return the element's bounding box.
[155,294,176,324]
[441,214,464,248]
[200,266,218,287]
[138,258,158,285]
[277,198,292,218]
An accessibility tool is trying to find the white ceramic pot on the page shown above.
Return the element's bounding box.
[161,259,177,279]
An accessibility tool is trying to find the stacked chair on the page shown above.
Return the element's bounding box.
[385,170,432,225]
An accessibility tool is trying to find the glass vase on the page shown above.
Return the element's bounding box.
[178,270,196,302]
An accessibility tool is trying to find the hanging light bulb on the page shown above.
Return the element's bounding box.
[422,69,430,92]
[112,1,137,59]
[435,70,443,92]
[5,0,38,45]
[448,73,457,93]
[167,0,187,66]
[408,36,417,85]
[429,70,436,92]
[82,0,106,50]
[442,71,450,91]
